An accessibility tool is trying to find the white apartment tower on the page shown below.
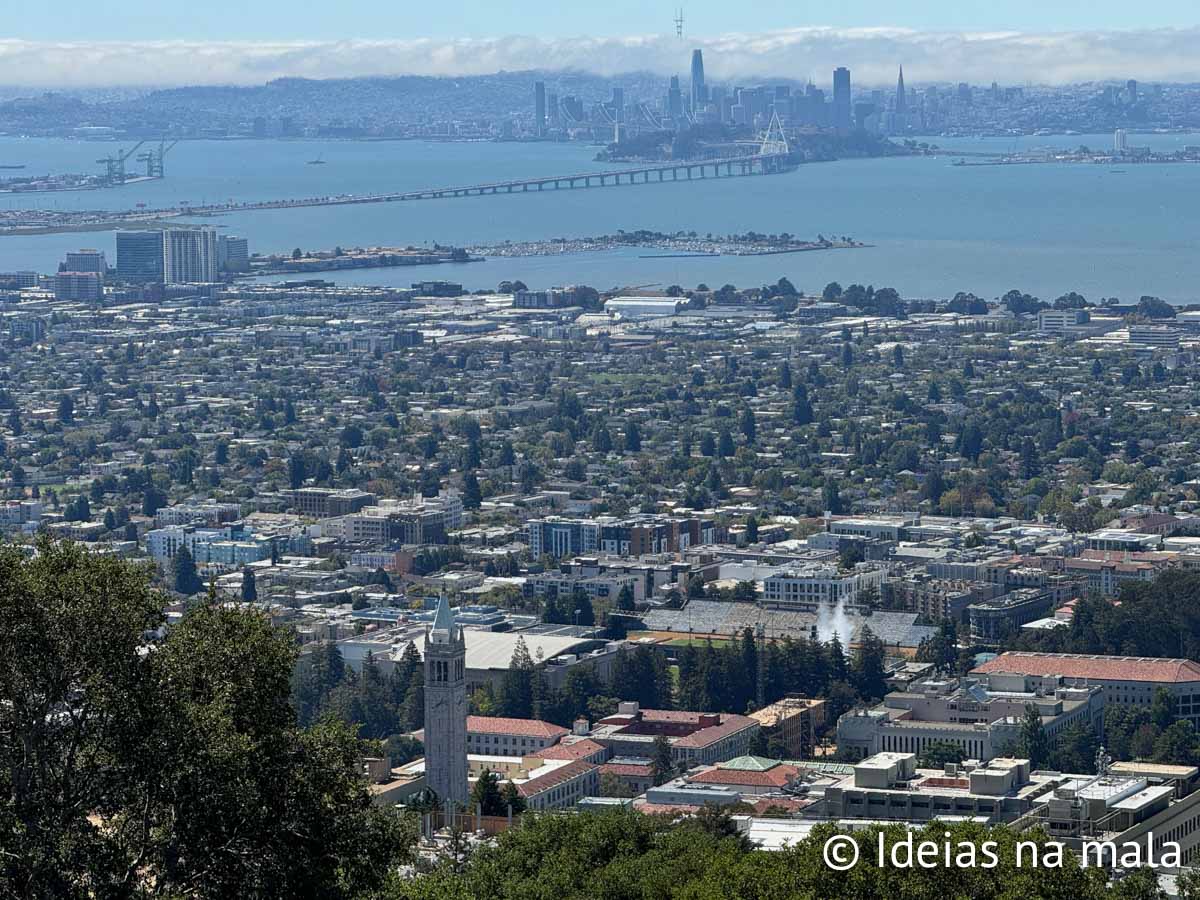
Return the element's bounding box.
[163,228,219,283]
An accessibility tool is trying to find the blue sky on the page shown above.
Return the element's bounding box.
[17,0,1200,41]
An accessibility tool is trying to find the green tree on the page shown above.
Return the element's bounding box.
[919,741,966,768]
[470,769,506,816]
[172,545,203,595]
[500,780,526,815]
[822,478,844,515]
[624,422,642,453]
[497,637,534,719]
[650,734,675,786]
[851,626,887,701]
[0,540,415,898]
[57,392,75,424]
[241,567,258,601]
[614,584,636,612]
[592,425,613,453]
[462,471,483,510]
[739,407,756,444]
[1152,721,1200,766]
[1018,704,1051,769]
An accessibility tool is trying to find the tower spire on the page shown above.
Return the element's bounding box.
[431,590,455,640]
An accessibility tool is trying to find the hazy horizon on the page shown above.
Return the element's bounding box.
[4,25,1200,89]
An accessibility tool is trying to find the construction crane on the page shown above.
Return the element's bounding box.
[136,139,179,179]
[95,141,144,185]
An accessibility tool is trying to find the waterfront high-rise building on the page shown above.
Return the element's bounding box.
[64,249,107,280]
[1126,79,1138,105]
[163,228,218,284]
[547,91,559,127]
[534,81,546,137]
[896,66,907,117]
[218,235,249,272]
[690,49,706,114]
[116,231,165,282]
[832,67,852,133]
[423,595,468,810]
[1114,129,1129,153]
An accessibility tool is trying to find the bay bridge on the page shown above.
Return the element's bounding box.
[177,117,794,216]
[4,119,796,234]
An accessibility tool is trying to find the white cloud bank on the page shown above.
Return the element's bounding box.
[4,27,1200,88]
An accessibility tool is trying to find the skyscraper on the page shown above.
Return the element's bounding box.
[896,66,907,117]
[423,595,468,809]
[690,49,706,114]
[116,231,165,282]
[667,75,683,119]
[611,87,625,124]
[534,81,546,137]
[832,67,852,133]
[163,228,218,284]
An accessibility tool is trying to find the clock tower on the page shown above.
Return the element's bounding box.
[423,593,468,809]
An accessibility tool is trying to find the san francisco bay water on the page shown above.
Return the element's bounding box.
[1,133,1198,301]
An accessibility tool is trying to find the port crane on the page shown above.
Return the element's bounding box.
[95,141,144,185]
[136,139,179,179]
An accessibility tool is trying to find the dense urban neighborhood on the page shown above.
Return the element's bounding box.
[10,238,1200,893]
[9,12,1200,895]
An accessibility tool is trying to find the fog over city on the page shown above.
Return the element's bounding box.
[6,25,1200,87]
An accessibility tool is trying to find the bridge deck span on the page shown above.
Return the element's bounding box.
[176,154,794,217]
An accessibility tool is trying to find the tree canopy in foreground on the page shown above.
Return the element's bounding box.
[0,539,413,898]
[387,807,1182,900]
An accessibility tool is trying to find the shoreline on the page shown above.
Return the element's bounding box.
[467,234,867,259]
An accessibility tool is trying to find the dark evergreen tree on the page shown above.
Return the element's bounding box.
[172,546,202,595]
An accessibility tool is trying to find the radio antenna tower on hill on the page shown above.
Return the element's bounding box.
[674,8,684,39]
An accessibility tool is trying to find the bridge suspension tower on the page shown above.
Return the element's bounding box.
[759,111,790,156]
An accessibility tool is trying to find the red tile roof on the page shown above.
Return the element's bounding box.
[689,763,799,788]
[467,716,570,739]
[537,739,606,761]
[972,652,1200,684]
[516,759,597,798]
[673,714,758,749]
[600,762,653,777]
